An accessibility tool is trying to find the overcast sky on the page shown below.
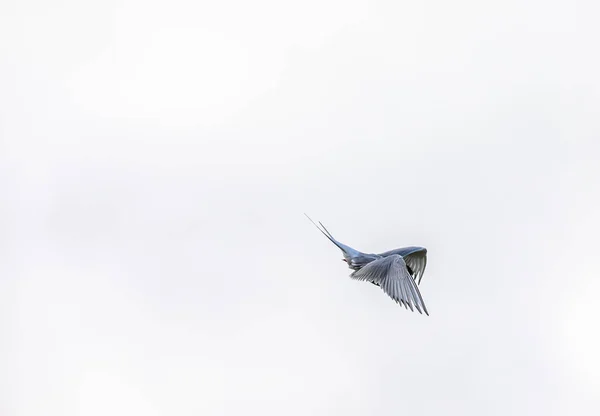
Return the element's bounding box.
[1,1,599,415]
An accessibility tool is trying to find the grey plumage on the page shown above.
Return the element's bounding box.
[305,214,429,315]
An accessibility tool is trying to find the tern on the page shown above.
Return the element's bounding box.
[305,214,429,315]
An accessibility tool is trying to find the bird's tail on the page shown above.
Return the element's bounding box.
[304,214,359,258]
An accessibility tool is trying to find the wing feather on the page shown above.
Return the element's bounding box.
[379,247,428,284]
[350,255,429,315]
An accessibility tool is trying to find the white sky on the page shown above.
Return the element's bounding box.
[1,1,599,415]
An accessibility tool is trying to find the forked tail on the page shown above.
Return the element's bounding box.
[304,213,360,258]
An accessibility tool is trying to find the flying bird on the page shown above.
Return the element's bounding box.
[305,214,429,315]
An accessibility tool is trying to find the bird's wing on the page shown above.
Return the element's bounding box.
[379,247,428,284]
[350,255,428,315]
[402,247,427,284]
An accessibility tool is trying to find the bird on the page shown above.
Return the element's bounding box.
[305,214,429,315]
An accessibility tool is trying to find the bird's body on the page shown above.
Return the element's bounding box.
[305,214,429,315]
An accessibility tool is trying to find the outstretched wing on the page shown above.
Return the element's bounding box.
[350,255,429,315]
[379,246,427,284]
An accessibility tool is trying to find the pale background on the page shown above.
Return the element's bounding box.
[1,1,599,415]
